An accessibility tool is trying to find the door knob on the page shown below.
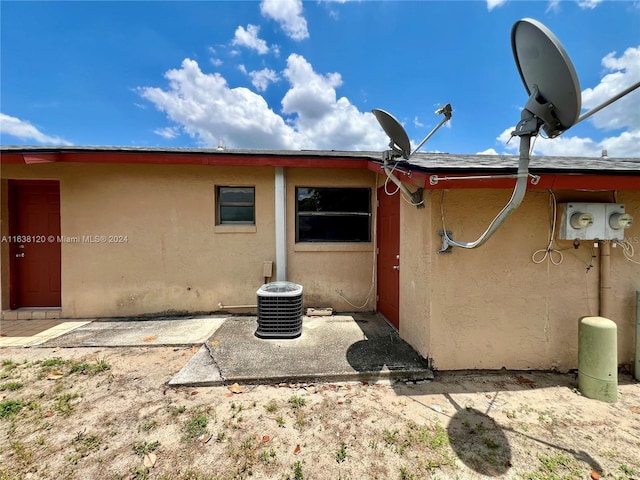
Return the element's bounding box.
[393,265,400,270]
[15,253,25,258]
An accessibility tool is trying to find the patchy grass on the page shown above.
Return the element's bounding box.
[55,392,80,417]
[264,399,279,413]
[288,395,306,409]
[0,399,24,419]
[0,348,638,480]
[523,453,584,480]
[335,441,348,463]
[0,381,23,391]
[1,359,19,371]
[132,440,161,457]
[40,357,66,368]
[182,411,209,441]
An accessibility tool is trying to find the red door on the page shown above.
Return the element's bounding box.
[9,181,61,308]
[376,186,400,329]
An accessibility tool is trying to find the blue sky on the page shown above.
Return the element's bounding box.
[1,0,639,157]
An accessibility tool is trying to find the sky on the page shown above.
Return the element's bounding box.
[1,0,639,158]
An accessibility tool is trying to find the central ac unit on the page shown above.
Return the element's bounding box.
[256,282,303,339]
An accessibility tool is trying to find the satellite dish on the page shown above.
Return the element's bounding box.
[437,18,638,251]
[372,105,453,208]
[511,18,581,138]
[371,109,411,160]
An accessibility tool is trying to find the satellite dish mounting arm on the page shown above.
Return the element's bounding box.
[380,104,453,209]
[440,107,540,250]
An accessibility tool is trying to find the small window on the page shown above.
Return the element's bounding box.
[216,186,255,225]
[296,187,371,242]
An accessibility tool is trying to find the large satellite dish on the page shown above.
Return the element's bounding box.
[440,18,584,250]
[372,109,411,160]
[439,17,638,251]
[511,18,581,138]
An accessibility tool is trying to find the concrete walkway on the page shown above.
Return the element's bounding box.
[43,315,226,347]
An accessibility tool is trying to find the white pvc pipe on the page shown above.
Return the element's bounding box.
[275,167,287,281]
[218,303,257,309]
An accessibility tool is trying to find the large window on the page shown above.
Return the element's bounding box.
[216,186,255,225]
[296,187,371,242]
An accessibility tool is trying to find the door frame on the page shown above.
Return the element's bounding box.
[8,179,62,309]
[375,186,400,330]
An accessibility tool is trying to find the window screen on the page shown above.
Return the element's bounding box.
[217,186,255,225]
[296,187,371,242]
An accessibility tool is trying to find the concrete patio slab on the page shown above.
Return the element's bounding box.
[169,313,432,386]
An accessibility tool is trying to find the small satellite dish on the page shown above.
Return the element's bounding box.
[511,18,581,138]
[372,109,411,160]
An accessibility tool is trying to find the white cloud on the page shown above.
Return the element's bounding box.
[487,0,507,11]
[492,46,640,158]
[249,68,279,92]
[260,0,309,41]
[600,129,640,158]
[545,0,561,13]
[139,58,302,149]
[413,116,424,128]
[581,46,640,132]
[0,113,72,145]
[281,54,343,120]
[210,58,223,67]
[154,126,180,139]
[231,24,269,54]
[577,0,603,9]
[495,125,639,158]
[477,148,499,155]
[280,54,384,150]
[138,56,386,152]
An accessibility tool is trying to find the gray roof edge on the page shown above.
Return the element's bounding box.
[2,145,639,172]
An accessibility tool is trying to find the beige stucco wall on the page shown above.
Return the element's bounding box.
[3,160,638,372]
[398,186,640,371]
[1,163,377,317]
[286,168,377,311]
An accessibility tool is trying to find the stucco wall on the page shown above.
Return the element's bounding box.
[3,161,638,371]
[396,185,432,359]
[1,163,376,317]
[286,168,377,311]
[399,186,640,371]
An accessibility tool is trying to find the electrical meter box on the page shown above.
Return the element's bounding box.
[558,203,629,241]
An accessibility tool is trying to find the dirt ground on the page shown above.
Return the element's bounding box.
[0,346,639,480]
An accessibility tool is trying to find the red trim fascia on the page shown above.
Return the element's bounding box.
[88,151,369,169]
[1,151,370,169]
[2,150,638,190]
[0,152,28,164]
[23,153,61,164]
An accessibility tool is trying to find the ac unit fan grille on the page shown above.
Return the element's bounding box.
[256,282,303,338]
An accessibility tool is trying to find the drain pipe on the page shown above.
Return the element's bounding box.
[599,241,612,318]
[218,303,257,310]
[275,167,287,281]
